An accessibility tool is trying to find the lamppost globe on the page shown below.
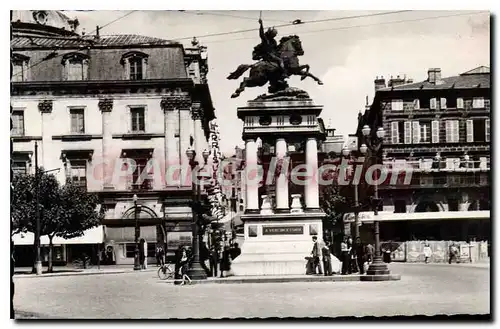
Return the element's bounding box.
[133,194,138,202]
[202,148,210,162]
[360,144,368,155]
[464,154,470,161]
[186,147,195,161]
[342,147,350,157]
[362,125,371,137]
[376,127,386,138]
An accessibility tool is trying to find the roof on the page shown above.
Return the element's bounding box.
[11,34,179,49]
[379,66,490,91]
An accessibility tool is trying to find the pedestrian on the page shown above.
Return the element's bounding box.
[341,236,350,275]
[139,238,146,270]
[365,243,374,264]
[449,243,459,264]
[220,245,231,278]
[179,248,192,285]
[209,246,219,277]
[142,239,148,269]
[348,236,359,274]
[354,237,365,275]
[423,242,432,264]
[311,236,323,275]
[156,244,165,267]
[322,241,332,276]
[230,242,241,260]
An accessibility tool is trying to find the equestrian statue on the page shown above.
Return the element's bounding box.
[227,18,323,99]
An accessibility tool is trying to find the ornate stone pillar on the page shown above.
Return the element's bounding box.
[161,96,180,186]
[275,138,289,212]
[98,98,113,189]
[305,137,320,211]
[38,100,53,171]
[244,138,259,214]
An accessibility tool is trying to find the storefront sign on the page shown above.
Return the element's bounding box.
[262,226,304,235]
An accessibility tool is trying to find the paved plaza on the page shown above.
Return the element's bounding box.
[13,263,490,319]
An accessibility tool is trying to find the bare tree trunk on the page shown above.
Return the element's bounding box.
[48,235,54,273]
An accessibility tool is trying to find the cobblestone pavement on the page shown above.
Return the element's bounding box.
[13,263,490,319]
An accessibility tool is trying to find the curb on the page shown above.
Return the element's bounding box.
[158,274,403,285]
[13,270,141,279]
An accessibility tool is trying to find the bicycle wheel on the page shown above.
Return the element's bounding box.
[158,265,173,280]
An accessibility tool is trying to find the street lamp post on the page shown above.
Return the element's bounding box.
[361,125,390,276]
[34,141,42,275]
[133,194,141,271]
[342,145,367,239]
[186,147,210,280]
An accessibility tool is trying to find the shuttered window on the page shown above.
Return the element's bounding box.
[457,98,464,109]
[404,121,412,144]
[466,120,474,142]
[391,121,399,144]
[440,98,447,109]
[412,121,420,144]
[430,98,437,110]
[445,120,459,143]
[431,120,440,143]
[485,119,490,142]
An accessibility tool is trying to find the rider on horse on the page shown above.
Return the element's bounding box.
[255,18,287,79]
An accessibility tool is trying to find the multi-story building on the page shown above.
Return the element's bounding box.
[351,67,490,243]
[11,10,216,265]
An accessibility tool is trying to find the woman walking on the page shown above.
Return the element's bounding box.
[341,236,350,275]
[179,248,192,285]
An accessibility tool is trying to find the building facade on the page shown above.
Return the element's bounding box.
[11,10,216,265]
[351,67,490,243]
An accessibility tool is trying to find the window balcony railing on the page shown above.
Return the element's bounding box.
[128,180,153,191]
[382,159,490,173]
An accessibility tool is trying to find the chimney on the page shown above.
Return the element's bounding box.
[428,68,442,84]
[388,75,406,88]
[374,76,386,91]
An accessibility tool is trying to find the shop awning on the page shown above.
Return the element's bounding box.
[343,210,490,224]
[12,226,105,246]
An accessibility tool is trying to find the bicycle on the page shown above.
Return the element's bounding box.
[72,256,93,269]
[157,263,175,280]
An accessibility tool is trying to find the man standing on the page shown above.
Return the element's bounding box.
[311,236,323,275]
[322,241,332,276]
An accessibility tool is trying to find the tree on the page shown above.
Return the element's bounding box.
[320,184,350,233]
[11,168,104,272]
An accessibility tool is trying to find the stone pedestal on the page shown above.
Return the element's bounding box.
[233,94,326,276]
[231,212,324,276]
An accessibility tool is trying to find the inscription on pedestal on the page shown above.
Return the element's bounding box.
[262,226,304,235]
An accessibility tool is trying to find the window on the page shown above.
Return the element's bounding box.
[12,54,30,82]
[12,160,27,177]
[129,57,143,80]
[413,99,420,110]
[404,121,412,144]
[125,244,136,258]
[70,160,87,190]
[440,98,447,109]
[130,158,152,190]
[473,97,485,109]
[430,98,437,110]
[445,120,459,143]
[420,122,430,143]
[391,99,403,111]
[485,119,490,142]
[412,121,420,144]
[131,107,145,132]
[121,52,148,81]
[62,53,88,81]
[306,115,315,125]
[391,121,399,144]
[70,108,85,134]
[472,119,486,142]
[278,116,286,126]
[466,120,474,142]
[11,111,24,136]
[431,120,440,143]
[457,98,464,109]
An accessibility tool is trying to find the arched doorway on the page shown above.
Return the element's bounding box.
[410,201,441,240]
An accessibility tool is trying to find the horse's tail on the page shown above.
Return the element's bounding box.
[227,64,251,80]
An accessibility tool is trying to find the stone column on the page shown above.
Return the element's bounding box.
[275,138,289,212]
[305,137,320,211]
[244,138,259,214]
[38,100,53,172]
[98,98,113,189]
[161,97,180,186]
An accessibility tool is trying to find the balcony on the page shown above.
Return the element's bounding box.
[382,159,490,174]
[127,180,153,191]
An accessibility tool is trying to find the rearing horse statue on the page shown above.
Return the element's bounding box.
[227,35,323,98]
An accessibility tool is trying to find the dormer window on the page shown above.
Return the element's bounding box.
[61,53,89,81]
[121,51,148,80]
[12,54,30,82]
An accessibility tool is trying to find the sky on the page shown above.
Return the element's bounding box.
[64,10,490,155]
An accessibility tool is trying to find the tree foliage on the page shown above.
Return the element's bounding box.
[11,168,104,271]
[320,184,349,231]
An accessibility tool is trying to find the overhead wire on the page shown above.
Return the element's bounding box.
[200,10,489,45]
[178,10,290,24]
